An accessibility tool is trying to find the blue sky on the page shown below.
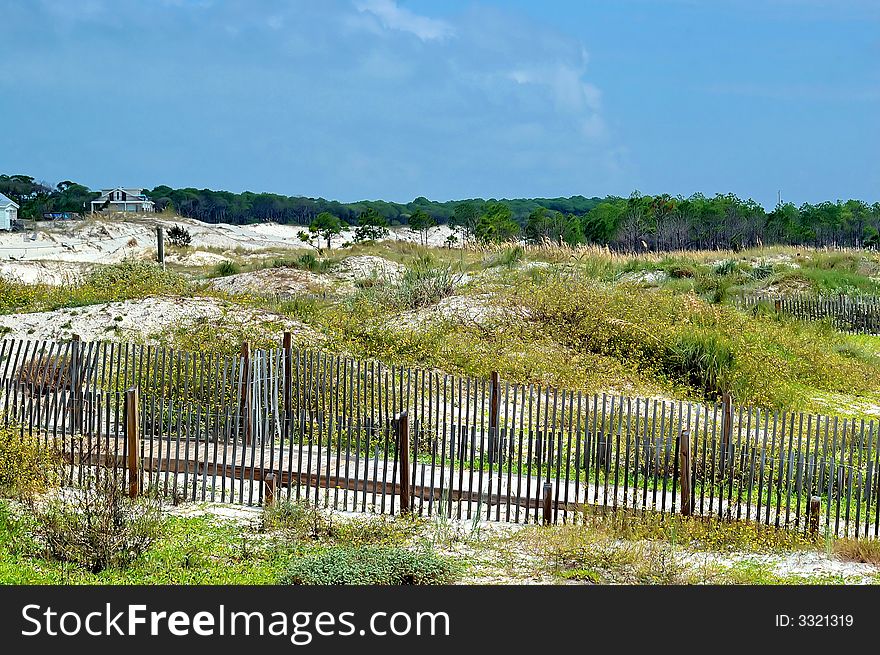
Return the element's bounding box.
[1,0,877,209]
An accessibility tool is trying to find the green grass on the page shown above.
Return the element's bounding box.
[0,260,189,314]
[0,513,295,584]
[4,243,880,418]
[0,498,442,585]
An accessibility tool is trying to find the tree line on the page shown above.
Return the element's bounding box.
[3,173,879,250]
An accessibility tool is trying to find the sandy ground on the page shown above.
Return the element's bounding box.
[402,293,511,327]
[0,215,459,276]
[165,499,880,584]
[0,296,320,343]
[331,255,404,283]
[209,267,336,298]
[0,259,92,285]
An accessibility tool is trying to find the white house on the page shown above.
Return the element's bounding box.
[0,192,18,231]
[90,187,155,214]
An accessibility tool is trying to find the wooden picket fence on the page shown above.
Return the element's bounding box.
[2,335,879,538]
[738,292,880,335]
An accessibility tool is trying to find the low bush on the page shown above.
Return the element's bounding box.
[166,225,192,247]
[0,260,188,314]
[832,538,880,566]
[713,259,738,276]
[213,260,240,277]
[383,263,458,309]
[83,260,188,301]
[29,475,163,573]
[483,246,524,270]
[662,331,735,399]
[279,546,454,585]
[262,498,335,541]
[16,355,71,393]
[263,499,423,547]
[0,424,60,499]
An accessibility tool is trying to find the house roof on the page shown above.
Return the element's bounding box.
[99,187,146,195]
[0,192,19,208]
[94,187,151,202]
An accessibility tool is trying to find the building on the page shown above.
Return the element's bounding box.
[42,211,78,221]
[90,187,155,214]
[0,192,18,231]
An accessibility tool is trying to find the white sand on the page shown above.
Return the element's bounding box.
[0,216,460,283]
[0,296,320,343]
[209,267,335,297]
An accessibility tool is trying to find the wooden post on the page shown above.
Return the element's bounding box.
[679,429,692,516]
[70,334,81,434]
[265,472,276,507]
[126,387,140,499]
[774,298,781,314]
[397,411,410,514]
[542,482,553,526]
[488,371,500,463]
[809,496,821,538]
[156,225,165,268]
[240,342,252,446]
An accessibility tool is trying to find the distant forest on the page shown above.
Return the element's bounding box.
[3,173,879,250]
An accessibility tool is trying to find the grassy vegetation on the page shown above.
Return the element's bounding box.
[3,241,880,416]
[0,494,452,585]
[3,493,876,585]
[0,259,189,314]
[0,423,60,499]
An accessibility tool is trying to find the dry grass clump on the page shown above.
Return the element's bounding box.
[832,538,880,566]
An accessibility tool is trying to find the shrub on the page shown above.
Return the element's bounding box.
[166,225,192,247]
[0,424,60,499]
[713,259,738,276]
[832,538,880,566]
[213,260,240,277]
[262,498,335,541]
[666,264,698,279]
[750,264,774,280]
[29,475,163,573]
[484,246,524,270]
[16,355,71,393]
[384,263,458,310]
[84,260,188,301]
[279,546,454,585]
[296,253,333,273]
[662,331,735,399]
[263,499,423,547]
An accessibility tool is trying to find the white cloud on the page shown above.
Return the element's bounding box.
[355,0,455,41]
[4,0,621,200]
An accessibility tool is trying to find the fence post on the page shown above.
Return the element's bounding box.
[542,482,553,525]
[265,472,276,507]
[156,225,164,268]
[282,332,292,445]
[679,429,691,516]
[126,386,140,499]
[70,334,81,435]
[240,341,252,446]
[397,411,411,514]
[488,371,500,462]
[809,496,821,538]
[720,391,732,472]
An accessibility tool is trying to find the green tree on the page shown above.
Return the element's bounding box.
[524,207,584,246]
[353,208,390,243]
[303,211,343,250]
[475,202,519,243]
[449,201,481,241]
[408,209,436,245]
